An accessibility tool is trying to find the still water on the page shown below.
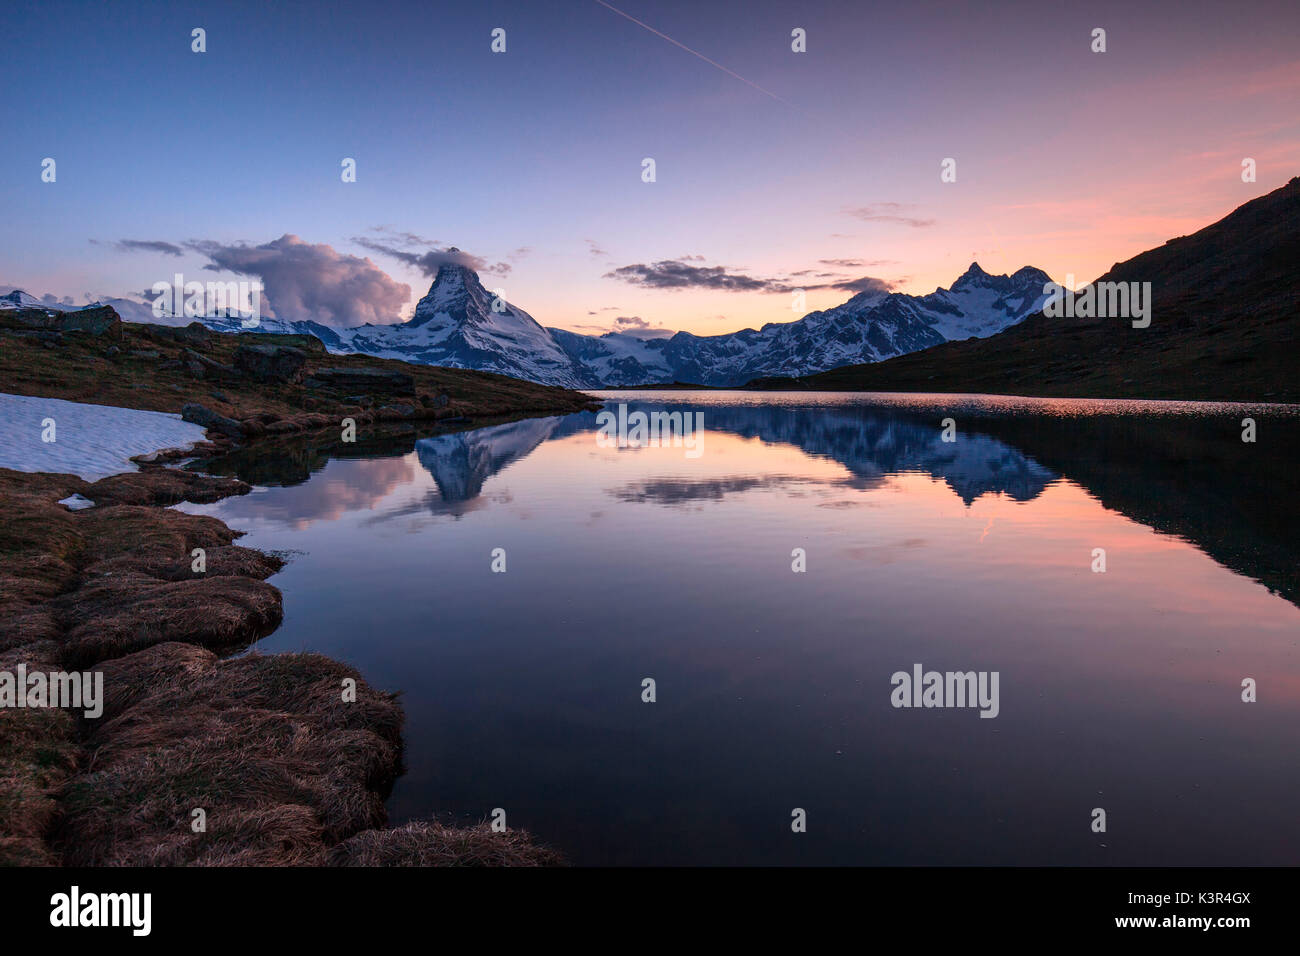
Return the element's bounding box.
[184,392,1300,865]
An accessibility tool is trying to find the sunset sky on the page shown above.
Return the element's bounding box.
[3,0,1297,336]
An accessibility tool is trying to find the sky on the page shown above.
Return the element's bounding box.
[2,0,1297,337]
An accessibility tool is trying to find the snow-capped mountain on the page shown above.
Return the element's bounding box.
[0,289,56,310]
[189,261,1052,388]
[547,263,1052,386]
[202,312,353,348]
[2,288,187,325]
[337,262,591,387]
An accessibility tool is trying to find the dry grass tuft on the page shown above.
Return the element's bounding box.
[75,504,242,564]
[87,468,250,506]
[1,459,567,867]
[330,820,565,867]
[0,468,287,862]
[56,573,283,669]
[59,642,403,866]
[85,543,283,582]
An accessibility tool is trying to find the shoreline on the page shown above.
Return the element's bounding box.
[0,437,567,866]
[0,315,591,866]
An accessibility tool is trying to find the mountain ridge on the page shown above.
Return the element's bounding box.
[191,259,1051,388]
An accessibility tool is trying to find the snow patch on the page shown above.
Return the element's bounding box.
[0,393,209,481]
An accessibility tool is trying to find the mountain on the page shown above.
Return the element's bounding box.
[201,312,354,349]
[754,178,1300,402]
[0,290,56,310]
[5,253,1049,387]
[2,289,209,326]
[191,260,1051,388]
[546,262,1050,386]
[338,262,591,387]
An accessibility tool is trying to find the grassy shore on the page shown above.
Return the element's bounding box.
[0,317,590,866]
[0,313,596,431]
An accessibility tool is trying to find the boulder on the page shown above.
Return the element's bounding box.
[180,348,241,380]
[233,344,307,383]
[57,305,122,337]
[0,304,121,338]
[181,403,245,439]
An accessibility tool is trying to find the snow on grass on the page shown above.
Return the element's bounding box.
[0,393,208,481]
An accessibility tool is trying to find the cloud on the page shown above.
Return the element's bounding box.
[366,226,440,248]
[98,239,186,257]
[818,257,899,268]
[585,239,608,258]
[571,314,676,339]
[611,315,674,339]
[353,236,510,277]
[814,276,895,295]
[188,234,411,326]
[844,203,936,228]
[604,259,791,293]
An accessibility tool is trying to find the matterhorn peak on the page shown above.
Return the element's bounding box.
[408,259,497,328]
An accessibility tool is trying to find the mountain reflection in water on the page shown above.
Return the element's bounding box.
[196,393,1298,606]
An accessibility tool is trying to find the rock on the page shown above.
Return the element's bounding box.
[1,305,123,338]
[59,306,122,337]
[303,367,415,395]
[181,403,245,439]
[3,305,121,338]
[181,348,241,380]
[233,343,307,383]
[128,349,159,359]
[379,404,416,419]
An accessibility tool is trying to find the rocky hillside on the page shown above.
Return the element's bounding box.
[0,310,598,447]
